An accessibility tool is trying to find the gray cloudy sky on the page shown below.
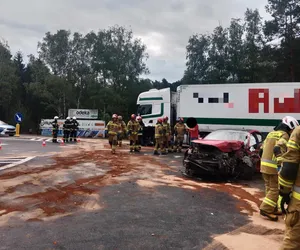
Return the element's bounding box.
[0,0,269,82]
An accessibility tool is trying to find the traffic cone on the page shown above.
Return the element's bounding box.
[60,139,65,146]
[42,140,46,147]
[77,137,80,143]
[0,140,2,150]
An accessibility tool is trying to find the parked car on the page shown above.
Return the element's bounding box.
[183,129,263,180]
[0,120,16,136]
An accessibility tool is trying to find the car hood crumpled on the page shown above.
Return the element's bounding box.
[192,139,244,153]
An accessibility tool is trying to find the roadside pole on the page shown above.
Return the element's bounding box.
[15,123,20,137]
[14,112,23,137]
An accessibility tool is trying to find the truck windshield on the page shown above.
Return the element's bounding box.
[137,104,152,115]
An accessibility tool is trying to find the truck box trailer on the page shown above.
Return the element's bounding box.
[136,83,300,144]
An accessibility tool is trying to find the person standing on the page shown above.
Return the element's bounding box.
[63,117,72,143]
[51,116,59,143]
[188,122,199,145]
[278,123,300,249]
[259,116,298,221]
[105,114,120,154]
[154,118,166,155]
[117,116,127,147]
[174,117,186,152]
[70,116,79,142]
[127,114,140,152]
[137,116,144,151]
[162,116,173,153]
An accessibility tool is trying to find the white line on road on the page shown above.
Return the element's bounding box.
[0,156,36,171]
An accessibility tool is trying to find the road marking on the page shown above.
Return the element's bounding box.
[0,156,36,171]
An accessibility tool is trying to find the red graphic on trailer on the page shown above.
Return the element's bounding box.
[249,89,300,113]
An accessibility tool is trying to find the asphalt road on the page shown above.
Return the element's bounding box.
[0,137,70,154]
[0,137,265,250]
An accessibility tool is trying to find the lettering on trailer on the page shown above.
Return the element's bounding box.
[76,110,90,115]
[193,92,230,103]
[249,89,300,113]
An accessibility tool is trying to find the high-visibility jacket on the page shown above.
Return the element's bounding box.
[155,123,163,139]
[118,121,126,133]
[278,126,300,200]
[106,121,120,135]
[174,122,186,137]
[162,122,170,136]
[127,120,140,135]
[260,130,289,174]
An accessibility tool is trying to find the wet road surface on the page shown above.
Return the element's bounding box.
[0,137,281,250]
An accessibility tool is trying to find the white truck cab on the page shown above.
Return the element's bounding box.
[136,88,172,126]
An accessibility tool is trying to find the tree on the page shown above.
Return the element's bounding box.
[184,34,211,84]
[0,41,19,122]
[227,18,245,82]
[207,25,229,83]
[264,0,300,81]
[243,8,265,82]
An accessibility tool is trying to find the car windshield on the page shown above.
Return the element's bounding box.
[204,130,248,142]
[0,120,8,125]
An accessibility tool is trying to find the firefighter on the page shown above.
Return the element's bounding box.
[127,114,140,152]
[154,118,166,155]
[63,117,72,143]
[117,116,126,147]
[278,123,300,249]
[137,116,144,151]
[51,116,59,143]
[105,114,120,154]
[174,117,186,152]
[70,116,79,142]
[259,116,299,221]
[162,116,172,153]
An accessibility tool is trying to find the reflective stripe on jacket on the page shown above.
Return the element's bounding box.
[260,130,289,174]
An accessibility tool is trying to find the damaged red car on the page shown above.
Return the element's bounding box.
[183,129,263,180]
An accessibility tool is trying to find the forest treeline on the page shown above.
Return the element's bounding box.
[0,0,299,132]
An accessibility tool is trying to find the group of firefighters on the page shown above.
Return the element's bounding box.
[105,114,191,155]
[51,116,79,143]
[105,114,143,154]
[259,115,300,249]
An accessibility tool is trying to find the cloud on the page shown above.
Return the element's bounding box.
[0,0,269,82]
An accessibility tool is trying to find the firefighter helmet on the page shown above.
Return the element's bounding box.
[66,117,70,120]
[164,116,168,121]
[282,116,299,130]
[112,114,118,119]
[73,116,76,120]
[131,114,136,119]
[118,116,122,120]
[54,116,58,119]
[137,116,142,120]
[157,118,163,123]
